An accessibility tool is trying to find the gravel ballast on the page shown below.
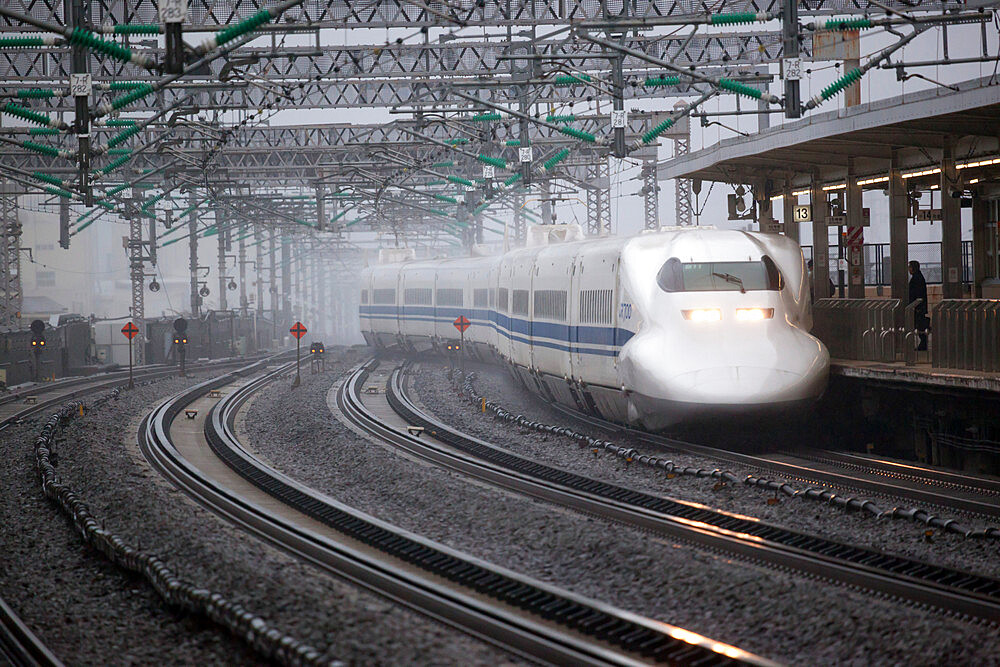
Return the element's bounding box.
[239,354,1000,665]
[415,361,1000,581]
[1,365,513,665]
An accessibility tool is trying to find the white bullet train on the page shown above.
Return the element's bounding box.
[359,226,829,429]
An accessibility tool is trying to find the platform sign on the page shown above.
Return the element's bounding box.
[290,322,307,388]
[846,226,864,249]
[792,204,812,223]
[121,322,138,389]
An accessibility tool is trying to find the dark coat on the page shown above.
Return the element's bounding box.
[909,269,929,328]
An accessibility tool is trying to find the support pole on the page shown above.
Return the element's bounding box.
[783,183,800,244]
[255,224,264,317]
[783,0,801,119]
[238,224,248,316]
[846,157,865,298]
[940,141,963,299]
[281,237,291,325]
[127,189,145,365]
[888,152,910,306]
[811,177,831,300]
[642,161,659,230]
[216,207,228,312]
[188,194,200,317]
[674,134,692,227]
[971,192,990,297]
[0,183,23,329]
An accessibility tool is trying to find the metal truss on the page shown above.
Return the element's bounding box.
[0,183,22,330]
[584,160,610,236]
[641,161,659,230]
[1,0,976,30]
[673,134,692,227]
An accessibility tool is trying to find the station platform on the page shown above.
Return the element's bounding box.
[831,359,1000,395]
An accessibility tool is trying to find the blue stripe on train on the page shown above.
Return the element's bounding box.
[359,305,632,357]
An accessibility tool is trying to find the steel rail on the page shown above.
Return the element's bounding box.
[195,361,764,666]
[541,396,1000,519]
[381,360,1000,623]
[0,354,275,667]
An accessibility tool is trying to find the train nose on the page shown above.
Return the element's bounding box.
[669,365,812,404]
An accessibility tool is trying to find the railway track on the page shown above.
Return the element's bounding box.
[369,359,1000,623]
[509,375,1000,521]
[140,358,765,665]
[0,355,269,667]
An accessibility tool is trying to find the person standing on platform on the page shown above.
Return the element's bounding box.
[908,260,929,351]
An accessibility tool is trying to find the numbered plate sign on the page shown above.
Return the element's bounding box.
[611,110,627,129]
[793,204,812,222]
[159,0,188,23]
[519,147,532,163]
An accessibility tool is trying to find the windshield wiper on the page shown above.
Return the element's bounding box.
[713,272,746,293]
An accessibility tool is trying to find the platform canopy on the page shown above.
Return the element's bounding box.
[659,76,1000,195]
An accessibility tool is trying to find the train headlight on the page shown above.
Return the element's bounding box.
[735,308,774,321]
[682,308,722,322]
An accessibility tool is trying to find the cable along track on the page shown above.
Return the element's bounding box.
[143,359,766,666]
[379,360,1000,624]
[1,356,264,667]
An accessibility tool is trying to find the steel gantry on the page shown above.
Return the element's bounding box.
[0,183,22,330]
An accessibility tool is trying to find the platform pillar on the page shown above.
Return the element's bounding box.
[782,182,799,244]
[888,154,910,307]
[846,158,865,298]
[971,194,992,297]
[811,177,830,300]
[940,142,963,299]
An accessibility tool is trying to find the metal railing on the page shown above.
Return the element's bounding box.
[812,298,901,362]
[931,300,1000,372]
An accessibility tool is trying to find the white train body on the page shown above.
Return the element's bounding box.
[359,228,829,429]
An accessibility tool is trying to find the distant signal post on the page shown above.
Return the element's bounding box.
[453,315,470,377]
[290,321,307,388]
[121,321,139,389]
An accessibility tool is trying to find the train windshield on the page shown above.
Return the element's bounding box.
[657,257,782,293]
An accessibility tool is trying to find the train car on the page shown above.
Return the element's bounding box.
[359,226,829,429]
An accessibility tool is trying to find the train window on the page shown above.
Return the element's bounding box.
[512,289,529,315]
[580,289,613,324]
[533,290,567,321]
[474,288,488,307]
[404,288,432,305]
[361,290,368,304]
[657,258,780,293]
[372,288,396,304]
[436,288,464,306]
[488,288,496,308]
[498,288,509,311]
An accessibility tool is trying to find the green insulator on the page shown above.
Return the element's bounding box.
[105,184,129,196]
[431,161,454,167]
[109,83,155,111]
[21,140,61,157]
[44,186,74,199]
[0,37,48,48]
[473,202,490,215]
[445,138,469,145]
[105,119,136,127]
[29,128,60,135]
[430,209,450,218]
[32,172,63,187]
[426,180,446,186]
[96,200,115,211]
[505,139,521,147]
[553,74,591,86]
[4,102,57,128]
[471,112,502,122]
[67,26,134,64]
[214,10,273,48]
[824,17,872,30]
[643,76,681,87]
[821,67,863,100]
[710,12,758,25]
[100,154,131,175]
[74,218,97,234]
[718,78,763,99]
[543,148,571,171]
[503,173,522,186]
[558,126,596,143]
[434,194,458,204]
[17,89,55,98]
[107,148,132,155]
[447,175,475,187]
[107,125,141,148]
[161,237,180,247]
[477,155,507,169]
[641,117,674,144]
[113,24,161,35]
[546,114,576,123]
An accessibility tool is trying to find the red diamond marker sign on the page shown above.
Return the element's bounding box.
[453,315,470,333]
[121,322,139,340]
[290,321,308,339]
